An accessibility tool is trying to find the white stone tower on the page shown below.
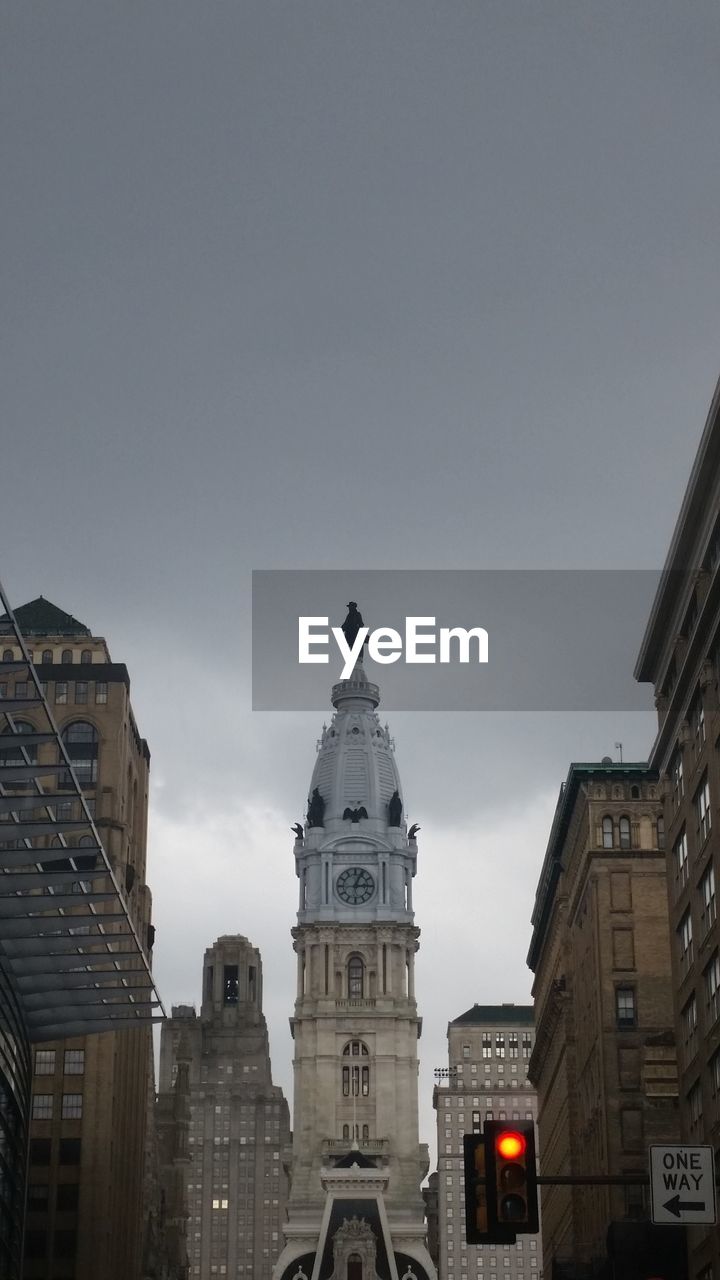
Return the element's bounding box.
[273,645,436,1280]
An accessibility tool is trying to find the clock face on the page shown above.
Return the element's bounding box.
[336,867,375,905]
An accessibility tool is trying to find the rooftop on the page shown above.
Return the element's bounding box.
[451,1003,534,1026]
[0,596,91,637]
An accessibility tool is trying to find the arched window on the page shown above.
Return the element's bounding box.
[342,1124,350,1139]
[41,650,52,665]
[80,650,91,664]
[602,816,613,849]
[630,785,640,799]
[341,1041,370,1096]
[61,649,72,664]
[657,815,665,850]
[347,954,364,999]
[61,722,99,788]
[619,816,631,849]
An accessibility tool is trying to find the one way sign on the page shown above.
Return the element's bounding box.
[649,1145,717,1226]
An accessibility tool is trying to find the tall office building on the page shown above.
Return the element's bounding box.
[433,1005,540,1280]
[272,649,436,1280]
[0,593,161,1280]
[527,762,683,1280]
[158,935,291,1279]
[635,374,720,1280]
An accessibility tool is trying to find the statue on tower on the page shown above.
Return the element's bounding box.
[341,602,367,660]
[307,787,325,828]
[388,789,403,826]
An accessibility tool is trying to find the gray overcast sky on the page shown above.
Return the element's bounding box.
[2,1,720,1160]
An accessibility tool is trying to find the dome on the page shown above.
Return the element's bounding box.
[307,662,403,832]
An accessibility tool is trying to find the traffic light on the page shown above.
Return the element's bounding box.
[463,1134,516,1246]
[485,1120,539,1234]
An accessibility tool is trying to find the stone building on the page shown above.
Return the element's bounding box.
[433,1004,540,1280]
[272,653,437,1280]
[0,592,161,1280]
[158,935,291,1279]
[527,761,681,1278]
[635,373,720,1280]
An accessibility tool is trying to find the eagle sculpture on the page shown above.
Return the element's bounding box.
[343,806,368,823]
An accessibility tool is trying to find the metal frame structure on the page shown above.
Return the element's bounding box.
[0,578,165,1041]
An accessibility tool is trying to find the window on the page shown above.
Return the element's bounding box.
[700,862,717,936]
[705,951,720,1025]
[687,1080,702,1129]
[615,988,636,1028]
[35,1050,56,1076]
[56,681,68,704]
[656,814,665,849]
[223,965,239,1004]
[678,909,694,975]
[619,816,631,849]
[508,1033,518,1059]
[95,681,108,704]
[602,815,613,849]
[674,829,688,889]
[32,1095,53,1120]
[27,1183,49,1212]
[671,750,684,806]
[710,1046,720,1096]
[61,649,72,663]
[482,1034,491,1059]
[74,682,88,705]
[347,954,364,998]
[495,1035,505,1059]
[2,649,13,661]
[682,994,697,1058]
[41,649,52,665]
[692,695,706,756]
[56,1183,79,1211]
[462,1044,470,1059]
[522,1034,532,1059]
[61,1094,83,1119]
[80,649,91,664]
[30,1139,51,1166]
[60,722,99,788]
[696,775,711,843]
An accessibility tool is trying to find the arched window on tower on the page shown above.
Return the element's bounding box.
[60,722,99,789]
[41,649,52,665]
[2,649,13,662]
[342,1040,370,1096]
[602,816,614,849]
[61,649,72,664]
[347,954,364,999]
[80,649,91,665]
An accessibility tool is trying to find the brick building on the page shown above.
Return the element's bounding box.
[527,761,681,1278]
[635,374,720,1280]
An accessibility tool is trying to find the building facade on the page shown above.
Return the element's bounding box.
[158,935,291,1279]
[527,762,681,1279]
[272,654,436,1280]
[635,374,720,1280]
[3,598,158,1280]
[433,1005,540,1280]
[0,591,161,1280]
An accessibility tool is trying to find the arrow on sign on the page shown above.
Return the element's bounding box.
[664,1195,706,1218]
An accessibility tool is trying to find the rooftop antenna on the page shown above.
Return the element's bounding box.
[614,742,623,763]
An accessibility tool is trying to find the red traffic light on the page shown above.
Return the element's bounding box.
[496,1130,527,1160]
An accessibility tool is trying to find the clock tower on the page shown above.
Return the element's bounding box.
[273,652,436,1280]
